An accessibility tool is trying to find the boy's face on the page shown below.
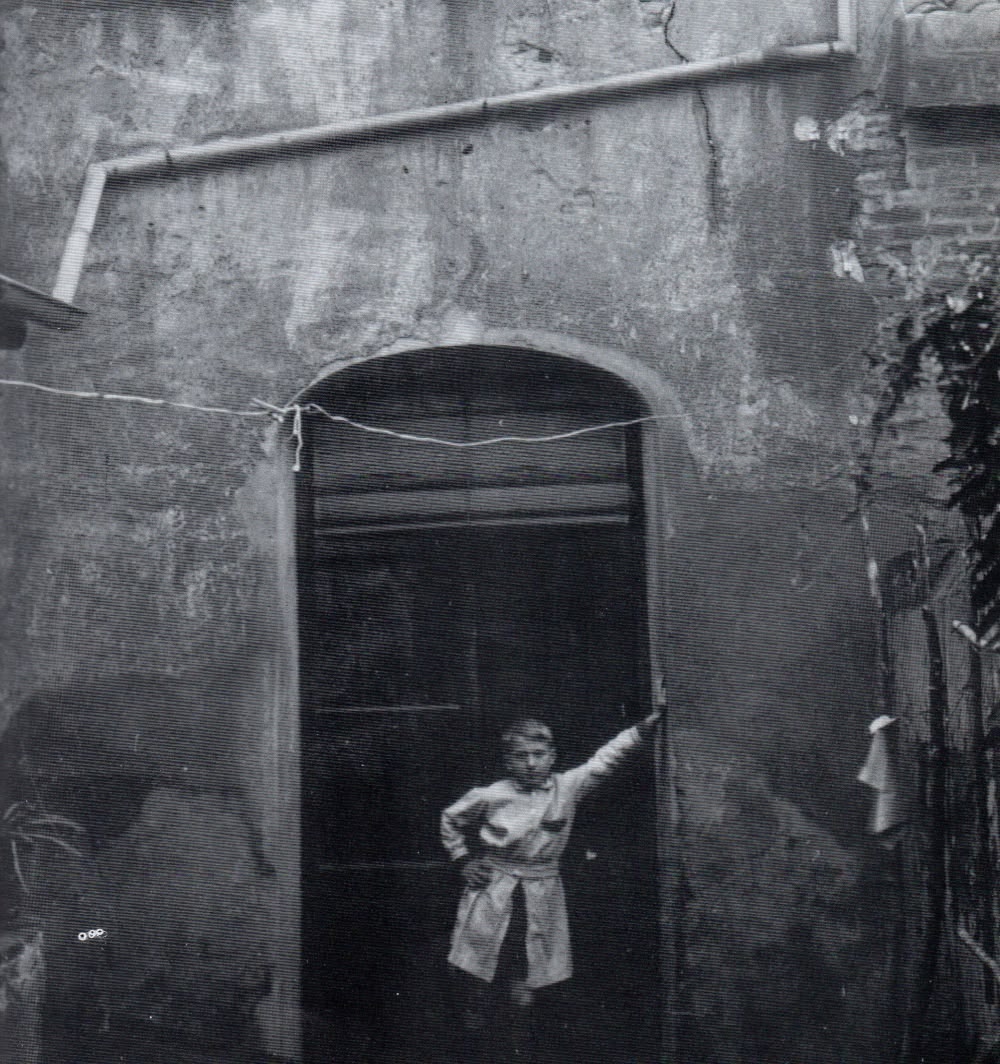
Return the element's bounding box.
[504,737,556,788]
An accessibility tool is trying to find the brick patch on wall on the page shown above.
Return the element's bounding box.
[831,95,1000,311]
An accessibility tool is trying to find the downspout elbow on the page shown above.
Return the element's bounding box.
[836,0,858,56]
[52,163,108,305]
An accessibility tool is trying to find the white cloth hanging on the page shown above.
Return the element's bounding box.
[857,715,907,834]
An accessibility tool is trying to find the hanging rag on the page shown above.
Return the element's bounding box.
[857,715,907,834]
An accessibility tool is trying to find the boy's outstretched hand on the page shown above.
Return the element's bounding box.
[638,707,663,737]
[460,857,493,889]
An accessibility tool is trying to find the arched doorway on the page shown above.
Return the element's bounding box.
[296,346,660,1063]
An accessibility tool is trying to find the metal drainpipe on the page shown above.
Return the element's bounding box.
[51,0,857,306]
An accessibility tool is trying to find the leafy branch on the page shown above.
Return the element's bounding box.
[868,260,1000,638]
[2,800,86,892]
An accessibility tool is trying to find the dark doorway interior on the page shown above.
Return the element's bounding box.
[297,349,659,1063]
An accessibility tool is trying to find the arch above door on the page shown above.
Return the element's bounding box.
[300,327,694,453]
[289,336,692,1063]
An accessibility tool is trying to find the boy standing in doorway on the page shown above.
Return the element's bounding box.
[440,709,662,1061]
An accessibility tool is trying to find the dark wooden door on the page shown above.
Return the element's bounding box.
[300,536,482,1062]
[300,527,658,1064]
[298,347,659,1063]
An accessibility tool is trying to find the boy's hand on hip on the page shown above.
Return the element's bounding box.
[460,857,493,889]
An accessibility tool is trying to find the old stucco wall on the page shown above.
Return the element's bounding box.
[0,0,909,1061]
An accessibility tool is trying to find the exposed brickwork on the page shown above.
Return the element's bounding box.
[821,68,1000,499]
[847,12,1000,299]
[835,83,1000,312]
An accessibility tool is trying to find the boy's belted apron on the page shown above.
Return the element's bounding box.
[448,856,571,988]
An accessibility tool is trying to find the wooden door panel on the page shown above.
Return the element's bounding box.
[307,548,471,711]
[302,527,659,1062]
[303,707,474,867]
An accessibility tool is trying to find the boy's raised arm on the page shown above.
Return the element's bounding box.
[562,707,662,798]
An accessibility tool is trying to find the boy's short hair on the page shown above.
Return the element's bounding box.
[501,718,555,752]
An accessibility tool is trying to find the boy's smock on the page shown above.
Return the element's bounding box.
[440,724,643,989]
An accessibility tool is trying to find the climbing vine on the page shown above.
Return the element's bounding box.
[860,258,1000,1063]
[869,259,1000,641]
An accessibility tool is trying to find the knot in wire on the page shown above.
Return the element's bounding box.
[291,404,304,473]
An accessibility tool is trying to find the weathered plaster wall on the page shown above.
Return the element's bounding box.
[0,0,910,1061]
[663,487,901,1062]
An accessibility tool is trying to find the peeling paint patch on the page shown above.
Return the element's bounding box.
[823,94,900,158]
[794,115,821,142]
[282,200,435,351]
[831,240,866,283]
[825,108,871,156]
[237,0,395,119]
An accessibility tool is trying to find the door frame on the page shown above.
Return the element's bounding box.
[269,327,699,1062]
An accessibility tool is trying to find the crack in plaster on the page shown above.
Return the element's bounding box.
[662,0,722,229]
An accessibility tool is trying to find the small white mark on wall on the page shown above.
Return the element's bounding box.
[830,240,865,283]
[793,116,821,143]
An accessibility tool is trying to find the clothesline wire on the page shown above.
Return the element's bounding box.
[0,376,666,447]
[0,377,269,419]
[301,403,662,447]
